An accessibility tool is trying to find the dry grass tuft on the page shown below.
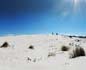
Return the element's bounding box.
[61,45,69,51]
[28,45,34,49]
[0,42,9,48]
[70,47,85,58]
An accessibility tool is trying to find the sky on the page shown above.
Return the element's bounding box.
[0,0,86,35]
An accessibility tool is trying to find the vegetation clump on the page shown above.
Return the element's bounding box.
[75,39,80,42]
[61,45,69,51]
[28,45,34,49]
[48,52,56,57]
[0,42,9,48]
[70,47,85,58]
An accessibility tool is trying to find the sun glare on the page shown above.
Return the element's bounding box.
[73,0,79,6]
[73,0,80,12]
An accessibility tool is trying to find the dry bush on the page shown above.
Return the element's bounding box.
[48,52,56,57]
[56,33,58,35]
[78,36,86,38]
[69,36,73,38]
[61,45,69,51]
[0,42,9,48]
[75,39,80,42]
[28,45,34,49]
[70,47,85,58]
[69,43,74,46]
[27,57,31,61]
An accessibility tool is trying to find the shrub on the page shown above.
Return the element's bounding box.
[69,43,74,46]
[75,44,80,47]
[61,46,69,51]
[75,39,80,42]
[48,52,56,57]
[70,47,85,58]
[78,36,86,38]
[33,58,36,62]
[27,57,31,62]
[69,36,72,38]
[28,45,34,49]
[27,57,31,60]
[0,42,9,48]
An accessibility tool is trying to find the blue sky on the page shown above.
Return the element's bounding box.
[0,0,86,35]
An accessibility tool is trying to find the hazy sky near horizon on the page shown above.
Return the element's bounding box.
[0,0,86,35]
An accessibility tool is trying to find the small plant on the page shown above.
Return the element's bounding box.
[69,43,74,46]
[70,47,85,58]
[28,45,34,49]
[75,39,80,42]
[0,42,9,48]
[69,36,72,38]
[48,52,56,57]
[61,45,69,51]
[56,33,58,35]
[33,58,36,62]
[27,57,31,61]
[75,44,80,47]
[78,36,86,38]
[27,57,31,62]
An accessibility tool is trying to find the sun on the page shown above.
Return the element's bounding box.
[73,0,80,12]
[73,0,79,6]
[74,0,78,4]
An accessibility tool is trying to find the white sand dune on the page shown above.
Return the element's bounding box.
[0,34,86,70]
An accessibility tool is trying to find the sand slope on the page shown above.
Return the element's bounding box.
[0,34,85,70]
